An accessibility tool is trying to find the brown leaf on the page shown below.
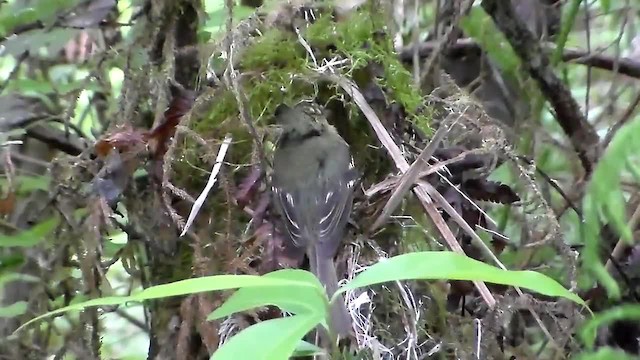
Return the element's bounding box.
[94,125,147,158]
[433,147,486,177]
[147,84,196,159]
[0,191,16,215]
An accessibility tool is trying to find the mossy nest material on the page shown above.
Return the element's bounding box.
[171,6,450,356]
[190,6,431,164]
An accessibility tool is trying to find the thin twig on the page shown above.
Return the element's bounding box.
[370,118,452,231]
[364,149,478,198]
[180,135,233,236]
[328,74,497,309]
[224,0,267,167]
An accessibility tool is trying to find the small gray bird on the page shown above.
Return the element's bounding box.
[271,101,358,337]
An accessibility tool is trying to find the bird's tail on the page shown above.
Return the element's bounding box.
[311,250,351,338]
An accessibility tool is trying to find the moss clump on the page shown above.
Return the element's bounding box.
[304,10,432,133]
[194,28,315,139]
[192,90,237,136]
[239,29,306,71]
[189,5,433,175]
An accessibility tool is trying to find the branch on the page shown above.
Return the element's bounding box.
[562,47,640,79]
[481,0,599,175]
[25,123,88,156]
[400,38,640,80]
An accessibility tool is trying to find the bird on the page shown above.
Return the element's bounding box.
[271,101,358,338]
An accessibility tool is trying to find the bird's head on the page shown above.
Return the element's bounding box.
[273,101,325,136]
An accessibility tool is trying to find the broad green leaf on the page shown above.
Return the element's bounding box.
[603,190,631,244]
[582,195,620,298]
[598,0,610,12]
[0,0,81,37]
[292,340,324,358]
[573,347,636,360]
[0,8,37,35]
[0,175,51,194]
[208,269,326,321]
[9,78,55,94]
[627,160,640,184]
[337,252,584,306]
[552,0,582,65]
[57,78,102,95]
[582,115,640,298]
[211,314,323,360]
[0,272,39,288]
[580,304,640,348]
[2,28,81,57]
[0,215,59,248]
[0,301,28,318]
[16,274,317,333]
[460,7,520,75]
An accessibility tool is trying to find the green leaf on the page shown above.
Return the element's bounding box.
[16,274,318,333]
[0,272,39,289]
[0,215,59,248]
[337,252,585,306]
[603,190,632,243]
[580,304,640,348]
[58,79,102,95]
[0,301,28,318]
[598,0,611,12]
[0,7,37,31]
[2,28,81,57]
[460,7,520,75]
[291,340,325,358]
[552,0,582,65]
[9,78,56,94]
[572,347,637,360]
[582,114,640,298]
[211,314,323,360]
[582,195,620,298]
[202,2,255,39]
[626,159,640,184]
[0,175,51,194]
[208,269,326,321]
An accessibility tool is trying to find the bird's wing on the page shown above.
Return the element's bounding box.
[272,160,358,255]
[315,159,358,258]
[272,185,307,248]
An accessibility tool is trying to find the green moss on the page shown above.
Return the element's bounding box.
[194,28,315,141]
[240,30,306,71]
[305,10,431,133]
[193,90,237,135]
[189,6,432,176]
